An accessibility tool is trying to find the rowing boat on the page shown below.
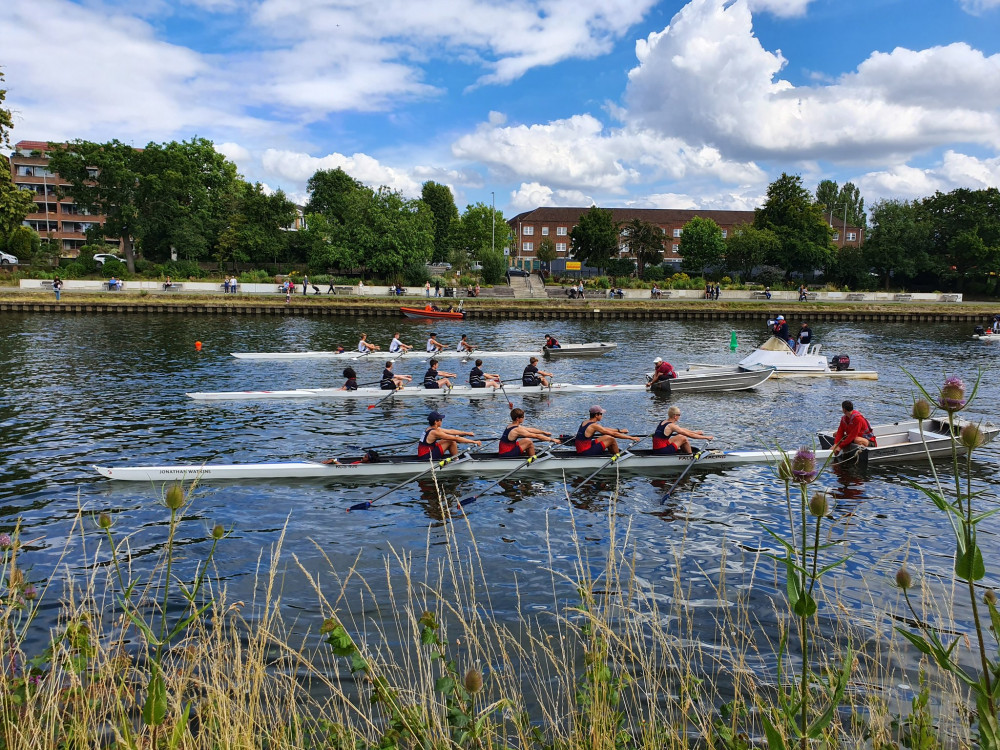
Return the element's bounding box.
[231,349,540,360]
[818,417,998,466]
[187,382,651,401]
[400,306,465,320]
[542,342,617,356]
[93,447,833,482]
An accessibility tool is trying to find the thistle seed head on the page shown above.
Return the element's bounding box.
[911,398,932,421]
[165,485,185,510]
[895,566,912,591]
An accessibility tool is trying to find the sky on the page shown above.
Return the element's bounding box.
[2,0,1000,218]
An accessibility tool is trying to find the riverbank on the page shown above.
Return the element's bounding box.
[0,289,995,323]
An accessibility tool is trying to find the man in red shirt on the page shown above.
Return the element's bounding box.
[647,356,677,389]
[832,400,877,455]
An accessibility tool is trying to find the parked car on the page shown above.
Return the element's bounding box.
[0,250,17,266]
[93,253,125,266]
[507,267,530,277]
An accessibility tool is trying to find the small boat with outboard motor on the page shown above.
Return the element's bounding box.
[818,416,998,467]
[972,325,999,342]
[688,336,878,380]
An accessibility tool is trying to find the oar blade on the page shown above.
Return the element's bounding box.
[347,500,372,512]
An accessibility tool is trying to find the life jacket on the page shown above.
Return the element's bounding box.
[499,425,522,456]
[417,428,444,459]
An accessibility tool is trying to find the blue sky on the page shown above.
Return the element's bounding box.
[3,0,999,216]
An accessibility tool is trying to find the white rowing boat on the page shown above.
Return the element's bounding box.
[94,447,832,483]
[232,349,541,360]
[541,342,617,356]
[187,382,649,401]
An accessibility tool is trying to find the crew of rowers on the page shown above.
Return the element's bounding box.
[415,405,713,460]
[354,332,562,356]
[368,356,548,392]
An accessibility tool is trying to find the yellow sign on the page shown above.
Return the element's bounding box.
[565,261,581,271]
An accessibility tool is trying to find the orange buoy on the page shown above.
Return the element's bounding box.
[195,341,203,351]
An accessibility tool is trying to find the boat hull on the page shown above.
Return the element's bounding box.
[94,447,831,483]
[817,417,998,465]
[650,367,775,393]
[542,342,617,356]
[187,382,651,401]
[232,349,540,360]
[400,307,465,320]
[688,336,878,379]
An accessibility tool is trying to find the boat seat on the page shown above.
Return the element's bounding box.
[908,428,948,444]
[808,344,822,355]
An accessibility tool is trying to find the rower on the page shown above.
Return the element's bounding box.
[335,346,345,354]
[457,334,477,352]
[469,359,502,390]
[419,410,481,459]
[426,333,446,353]
[574,405,640,455]
[647,356,677,388]
[544,334,560,349]
[423,359,456,389]
[499,408,559,458]
[357,333,380,353]
[340,367,358,391]
[651,406,713,454]
[380,360,412,390]
[389,332,412,353]
[522,356,553,387]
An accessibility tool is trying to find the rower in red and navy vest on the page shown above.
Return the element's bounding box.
[340,367,358,391]
[574,405,640,456]
[499,408,559,458]
[522,356,553,387]
[418,410,481,459]
[651,405,714,454]
[831,400,877,455]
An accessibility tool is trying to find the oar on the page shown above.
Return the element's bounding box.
[573,436,648,492]
[458,436,572,508]
[367,387,401,409]
[659,440,715,504]
[497,379,515,409]
[347,447,478,512]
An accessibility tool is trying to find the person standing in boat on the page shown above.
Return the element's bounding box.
[522,356,553,387]
[380,360,411,390]
[469,359,502,390]
[357,333,380,353]
[647,356,677,389]
[426,333,446,353]
[340,367,359,391]
[831,400,877,455]
[771,315,789,344]
[651,406,714,454]
[544,334,561,349]
[796,322,813,355]
[499,408,559,458]
[574,405,640,455]
[389,332,412,353]
[419,410,481,459]
[423,359,456,390]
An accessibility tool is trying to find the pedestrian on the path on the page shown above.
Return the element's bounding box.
[303,275,309,295]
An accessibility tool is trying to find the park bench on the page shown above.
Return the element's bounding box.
[894,293,913,302]
[102,281,124,291]
[40,280,54,290]
[649,290,671,299]
[800,292,818,301]
[163,283,184,291]
[845,293,866,301]
[750,291,771,300]
[940,293,960,302]
[334,286,354,296]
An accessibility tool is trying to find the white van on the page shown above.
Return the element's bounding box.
[0,250,18,266]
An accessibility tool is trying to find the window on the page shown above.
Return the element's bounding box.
[721,229,727,238]
[522,242,533,252]
[672,243,679,253]
[541,226,549,236]
[556,226,567,236]
[673,228,682,238]
[522,226,534,236]
[556,243,567,253]
[847,232,857,241]
[832,231,840,241]
[86,168,99,179]
[660,227,666,234]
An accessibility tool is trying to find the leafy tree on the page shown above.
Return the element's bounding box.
[216,182,296,270]
[420,181,459,263]
[814,180,839,212]
[621,218,665,277]
[449,203,507,270]
[919,188,1000,286]
[0,70,38,245]
[678,216,726,277]
[305,168,365,223]
[536,237,557,268]
[837,182,866,228]
[570,207,619,271]
[754,173,833,277]
[725,224,780,281]
[605,258,636,280]
[479,248,507,285]
[864,199,928,290]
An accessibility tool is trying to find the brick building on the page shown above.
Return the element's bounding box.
[507,206,864,271]
[9,140,114,256]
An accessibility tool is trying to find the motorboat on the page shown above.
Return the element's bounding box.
[818,416,998,467]
[689,337,878,380]
[400,306,465,320]
[972,325,998,341]
[648,367,775,393]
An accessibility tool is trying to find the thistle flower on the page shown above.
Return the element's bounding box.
[23,584,37,600]
[911,398,931,421]
[212,524,225,540]
[791,448,818,484]
[165,485,185,510]
[98,513,112,530]
[960,423,986,450]
[464,667,483,694]
[986,590,997,606]
[938,376,966,413]
[809,491,829,518]
[0,534,11,550]
[895,566,912,591]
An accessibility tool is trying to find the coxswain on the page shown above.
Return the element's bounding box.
[418,410,481,459]
[544,334,560,349]
[340,367,358,391]
[647,356,677,388]
[574,405,640,455]
[426,333,446,353]
[651,406,714,454]
[380,360,411,390]
[499,408,559,458]
[771,315,789,344]
[357,333,379,353]
[469,359,502,390]
[335,346,345,354]
[831,400,877,455]
[423,359,456,389]
[389,332,412,353]
[457,334,477,352]
[522,356,553,387]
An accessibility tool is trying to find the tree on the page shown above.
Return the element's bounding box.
[725,224,780,281]
[216,182,296,270]
[449,203,507,270]
[754,173,833,277]
[420,181,458,263]
[570,207,619,271]
[621,218,665,277]
[864,199,928,290]
[814,180,839,212]
[305,168,365,223]
[919,188,1000,286]
[678,216,726,277]
[479,248,507,285]
[536,237,557,270]
[837,182,866,228]
[0,70,37,245]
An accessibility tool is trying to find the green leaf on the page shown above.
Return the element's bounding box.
[142,666,168,727]
[792,590,817,618]
[806,650,852,737]
[895,627,933,656]
[955,542,986,581]
[760,713,787,750]
[435,676,456,694]
[123,608,163,648]
[168,702,191,750]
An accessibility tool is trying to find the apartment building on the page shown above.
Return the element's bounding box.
[507,206,864,271]
[9,140,114,256]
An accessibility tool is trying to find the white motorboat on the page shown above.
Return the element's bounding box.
[93,447,831,483]
[689,337,878,380]
[818,416,998,466]
[972,325,998,342]
[648,367,775,393]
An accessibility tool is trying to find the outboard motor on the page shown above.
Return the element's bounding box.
[974,325,985,336]
[830,354,850,371]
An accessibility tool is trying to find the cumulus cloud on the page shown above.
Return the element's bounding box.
[745,0,813,17]
[856,151,1000,201]
[509,183,595,211]
[958,0,1000,14]
[624,0,1000,163]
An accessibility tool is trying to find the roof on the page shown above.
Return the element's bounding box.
[508,206,757,225]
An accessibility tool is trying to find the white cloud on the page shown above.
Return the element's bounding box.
[958,0,1000,14]
[745,0,813,18]
[509,183,595,211]
[260,149,434,197]
[856,151,1000,201]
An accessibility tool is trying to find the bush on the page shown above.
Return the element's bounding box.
[101,258,127,278]
[642,265,665,282]
[479,248,507,285]
[164,260,206,279]
[238,269,272,283]
[403,262,431,287]
[754,265,785,287]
